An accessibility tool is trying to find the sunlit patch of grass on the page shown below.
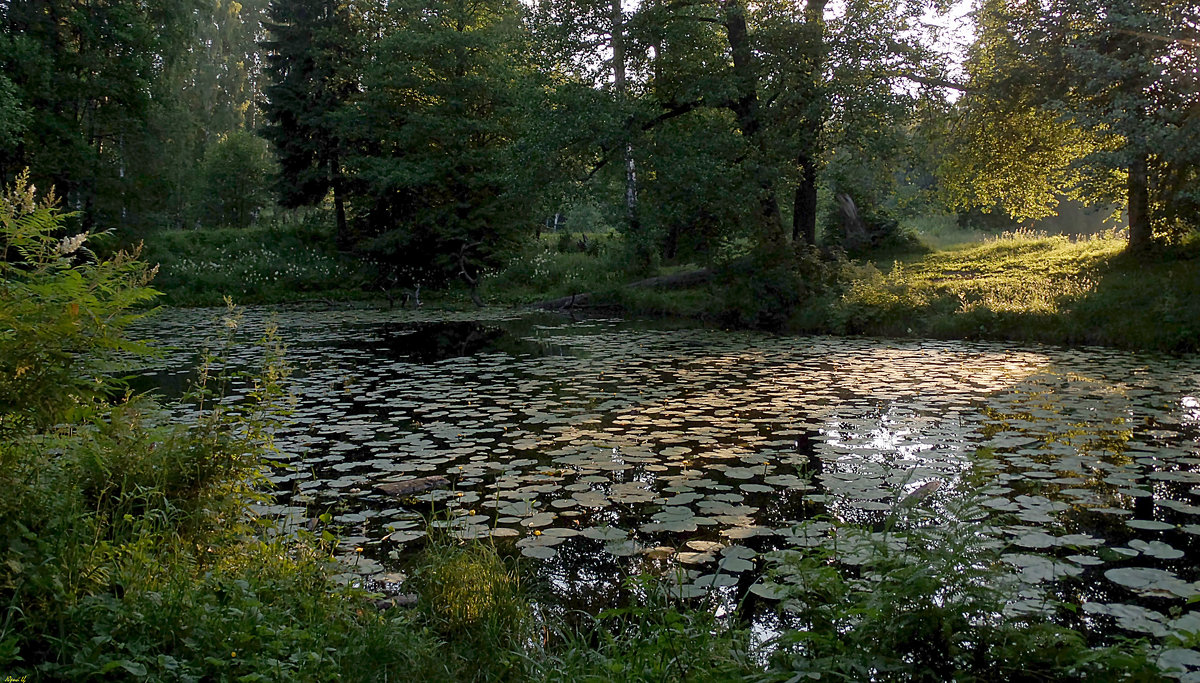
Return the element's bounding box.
[416,541,524,633]
[824,229,1200,350]
[903,214,995,251]
[406,538,534,681]
[888,230,1123,315]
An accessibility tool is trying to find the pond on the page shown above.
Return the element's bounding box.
[129,306,1200,655]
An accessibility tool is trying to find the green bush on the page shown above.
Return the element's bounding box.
[714,247,836,331]
[0,170,159,433]
[0,176,436,680]
[195,130,275,229]
[480,233,631,303]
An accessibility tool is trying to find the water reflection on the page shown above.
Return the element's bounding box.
[129,307,1200,644]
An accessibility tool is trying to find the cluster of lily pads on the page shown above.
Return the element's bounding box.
[130,307,1200,669]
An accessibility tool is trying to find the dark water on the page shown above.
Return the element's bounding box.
[128,306,1200,663]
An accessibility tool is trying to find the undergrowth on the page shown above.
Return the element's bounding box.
[3,174,1192,680]
[0,176,432,680]
[138,215,368,306]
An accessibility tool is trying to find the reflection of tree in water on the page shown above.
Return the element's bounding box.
[130,308,1200,644]
[968,365,1200,639]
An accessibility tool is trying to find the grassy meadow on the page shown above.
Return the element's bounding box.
[826,228,1200,351]
[139,217,1200,352]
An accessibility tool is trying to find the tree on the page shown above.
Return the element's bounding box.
[196,130,276,228]
[532,0,949,256]
[0,0,197,229]
[260,0,361,246]
[340,0,540,300]
[943,0,1200,249]
[189,0,271,136]
[0,74,30,160]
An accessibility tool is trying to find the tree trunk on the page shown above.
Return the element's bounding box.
[722,0,786,246]
[837,193,868,250]
[1127,152,1151,251]
[459,241,484,308]
[793,154,818,245]
[612,0,639,233]
[792,0,828,247]
[331,154,349,249]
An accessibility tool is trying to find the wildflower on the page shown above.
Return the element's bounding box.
[57,232,87,255]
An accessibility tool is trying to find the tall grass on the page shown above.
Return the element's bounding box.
[140,216,368,306]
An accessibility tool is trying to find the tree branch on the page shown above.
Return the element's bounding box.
[1115,28,1200,49]
[894,72,973,93]
[641,99,704,131]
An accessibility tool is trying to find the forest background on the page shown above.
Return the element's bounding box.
[2,0,1198,349]
[4,1,1200,679]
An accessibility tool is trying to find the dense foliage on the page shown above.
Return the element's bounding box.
[941,0,1200,247]
[2,0,1197,288]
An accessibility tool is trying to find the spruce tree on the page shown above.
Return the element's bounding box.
[342,0,538,298]
[260,0,360,246]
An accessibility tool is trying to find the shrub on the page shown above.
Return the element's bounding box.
[715,247,836,331]
[0,175,437,680]
[0,170,159,433]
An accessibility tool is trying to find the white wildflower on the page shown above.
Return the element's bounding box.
[57,232,88,255]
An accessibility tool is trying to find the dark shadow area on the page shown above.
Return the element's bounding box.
[349,321,574,363]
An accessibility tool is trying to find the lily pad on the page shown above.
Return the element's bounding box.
[1104,567,1200,598]
[749,581,791,600]
[1129,539,1185,560]
[692,573,739,588]
[686,540,725,553]
[520,545,557,559]
[1158,648,1200,675]
[1083,602,1169,637]
[1125,519,1175,532]
[580,527,627,542]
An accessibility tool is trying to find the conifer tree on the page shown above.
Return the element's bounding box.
[342,0,538,299]
[260,0,360,246]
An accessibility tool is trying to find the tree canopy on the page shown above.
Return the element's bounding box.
[941,0,1200,248]
[1,0,1196,265]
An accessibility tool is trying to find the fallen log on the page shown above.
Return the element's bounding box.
[530,267,713,311]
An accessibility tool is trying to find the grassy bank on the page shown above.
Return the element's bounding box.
[137,218,370,306]
[134,217,1200,352]
[566,230,1200,353]
[820,230,1200,352]
[474,222,1200,352]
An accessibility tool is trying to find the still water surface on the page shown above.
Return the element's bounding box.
[131,306,1200,649]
